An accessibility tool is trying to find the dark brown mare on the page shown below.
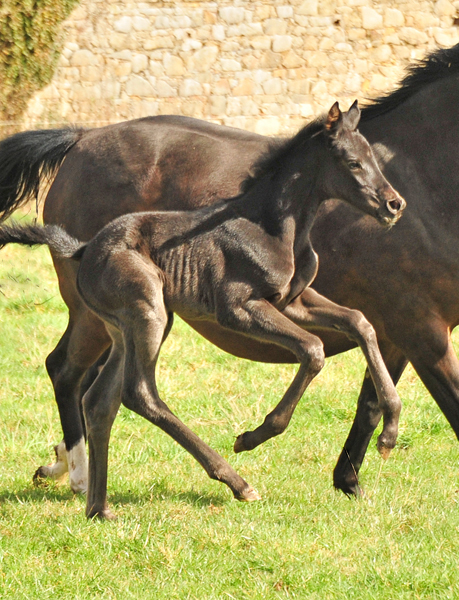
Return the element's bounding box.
[0,44,457,497]
[0,103,405,518]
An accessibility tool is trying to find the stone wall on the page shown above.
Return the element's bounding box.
[14,0,459,135]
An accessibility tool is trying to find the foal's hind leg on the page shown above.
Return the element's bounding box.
[280,288,402,458]
[83,341,123,520]
[84,264,259,519]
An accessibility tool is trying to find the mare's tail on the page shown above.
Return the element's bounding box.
[0,223,85,260]
[0,127,85,222]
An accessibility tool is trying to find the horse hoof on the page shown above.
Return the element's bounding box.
[33,467,49,487]
[377,441,392,460]
[333,477,363,497]
[86,507,117,521]
[236,486,262,502]
[234,434,246,453]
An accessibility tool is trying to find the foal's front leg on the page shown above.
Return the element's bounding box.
[215,298,326,453]
[281,288,401,459]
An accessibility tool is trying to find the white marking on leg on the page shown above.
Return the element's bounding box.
[38,440,68,479]
[68,438,88,494]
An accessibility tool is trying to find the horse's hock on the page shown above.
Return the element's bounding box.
[13,0,459,134]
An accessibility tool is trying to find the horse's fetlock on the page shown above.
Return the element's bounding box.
[264,414,287,436]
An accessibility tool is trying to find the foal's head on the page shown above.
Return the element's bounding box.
[322,101,405,227]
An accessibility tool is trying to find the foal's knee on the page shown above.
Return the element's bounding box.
[299,340,325,375]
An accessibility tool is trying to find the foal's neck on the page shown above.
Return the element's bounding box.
[243,135,325,250]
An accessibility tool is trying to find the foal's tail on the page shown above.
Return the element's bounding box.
[0,223,85,260]
[0,127,85,222]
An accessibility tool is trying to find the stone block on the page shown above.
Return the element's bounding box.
[399,27,429,45]
[361,7,383,29]
[435,0,456,16]
[126,75,155,97]
[272,35,293,52]
[233,78,255,96]
[144,36,175,51]
[209,96,227,116]
[80,66,102,81]
[114,16,132,33]
[262,78,284,95]
[282,51,304,69]
[220,59,242,72]
[155,79,178,98]
[163,54,185,76]
[384,8,404,27]
[287,80,310,95]
[254,118,281,136]
[132,54,149,73]
[277,6,294,19]
[188,46,219,72]
[132,16,151,31]
[70,49,95,66]
[219,7,246,25]
[179,79,203,97]
[297,1,318,16]
[212,25,225,41]
[263,19,288,35]
[260,50,283,69]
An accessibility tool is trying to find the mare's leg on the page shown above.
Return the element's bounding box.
[36,257,110,493]
[280,288,402,457]
[213,299,326,452]
[333,344,407,495]
[407,326,459,439]
[84,260,259,519]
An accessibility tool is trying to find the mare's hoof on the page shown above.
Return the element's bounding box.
[333,478,363,498]
[236,486,262,502]
[33,467,49,487]
[86,507,117,521]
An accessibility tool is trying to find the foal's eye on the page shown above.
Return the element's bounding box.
[348,161,362,171]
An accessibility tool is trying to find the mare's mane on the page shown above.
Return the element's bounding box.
[361,43,459,120]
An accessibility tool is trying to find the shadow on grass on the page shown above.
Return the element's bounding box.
[0,481,229,509]
[110,483,228,508]
[0,485,75,505]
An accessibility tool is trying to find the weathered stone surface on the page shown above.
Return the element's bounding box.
[362,7,383,30]
[17,0,454,136]
[125,75,154,96]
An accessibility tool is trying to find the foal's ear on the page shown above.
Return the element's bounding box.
[344,100,361,131]
[325,102,343,135]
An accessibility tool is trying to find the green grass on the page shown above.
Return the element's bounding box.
[1,242,459,599]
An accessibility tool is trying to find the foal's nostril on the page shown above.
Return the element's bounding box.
[386,197,405,214]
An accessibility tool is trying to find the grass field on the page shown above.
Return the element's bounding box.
[1,240,459,599]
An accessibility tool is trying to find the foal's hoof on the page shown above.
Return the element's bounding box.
[234,434,246,453]
[377,437,393,460]
[234,432,255,453]
[235,486,262,502]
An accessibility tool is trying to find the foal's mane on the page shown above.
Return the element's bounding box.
[240,117,325,193]
[361,43,459,121]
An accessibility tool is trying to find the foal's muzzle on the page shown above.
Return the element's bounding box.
[378,188,406,226]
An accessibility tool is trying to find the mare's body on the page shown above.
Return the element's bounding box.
[1,46,458,495]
